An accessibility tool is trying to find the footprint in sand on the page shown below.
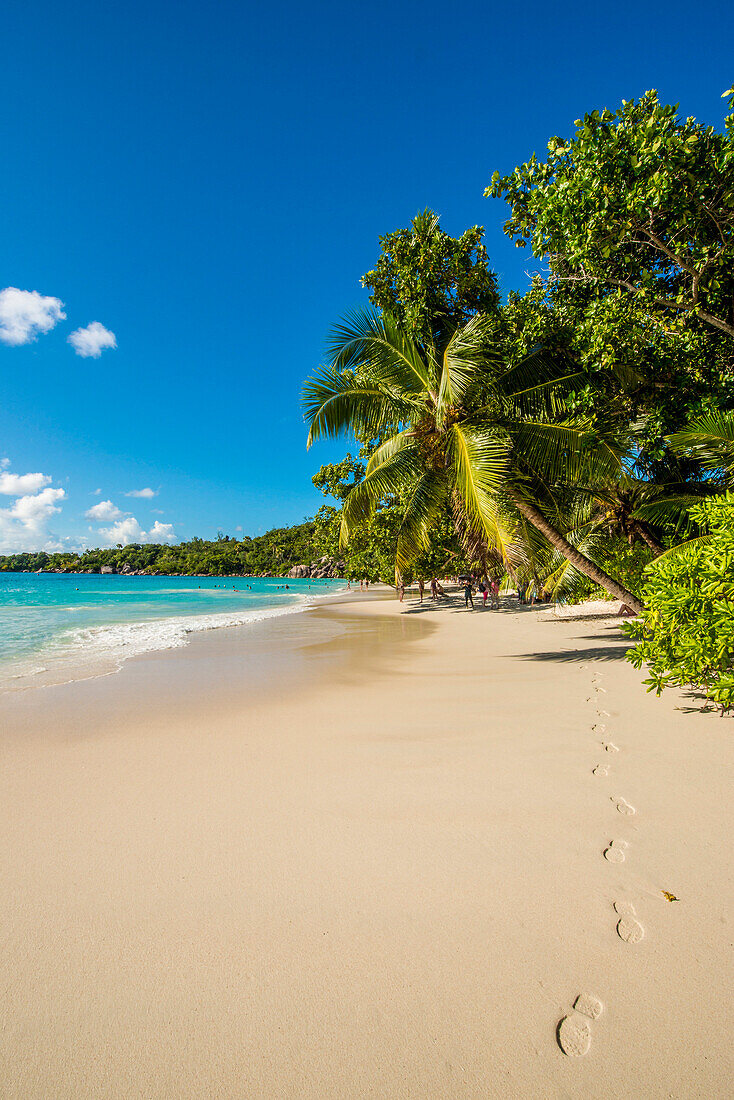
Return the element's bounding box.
[593,764,609,777]
[612,796,636,815]
[557,993,603,1056]
[604,839,628,863]
[598,709,611,718]
[614,900,645,944]
[592,723,606,733]
[603,742,619,753]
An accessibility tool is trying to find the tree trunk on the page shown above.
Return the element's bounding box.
[633,522,664,557]
[507,489,645,615]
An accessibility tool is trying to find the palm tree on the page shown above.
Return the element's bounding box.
[303,308,644,613]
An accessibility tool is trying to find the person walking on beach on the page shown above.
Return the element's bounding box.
[479,579,488,608]
[430,578,438,601]
[418,578,424,603]
[398,581,405,602]
[490,578,500,609]
[463,578,474,609]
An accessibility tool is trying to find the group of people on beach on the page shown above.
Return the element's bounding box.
[393,575,502,609]
[397,577,447,602]
[462,576,500,610]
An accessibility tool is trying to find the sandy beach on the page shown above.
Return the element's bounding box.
[1,588,733,1098]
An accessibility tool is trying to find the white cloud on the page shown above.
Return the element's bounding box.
[85,499,122,521]
[67,321,117,358]
[9,487,65,529]
[98,516,174,546]
[125,487,157,498]
[91,487,102,495]
[0,471,52,495]
[1,458,10,469]
[0,485,65,551]
[148,520,174,541]
[0,288,66,346]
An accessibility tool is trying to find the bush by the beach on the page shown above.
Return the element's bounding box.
[624,495,734,713]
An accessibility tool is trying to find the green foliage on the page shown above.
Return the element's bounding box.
[361,209,499,344]
[493,277,734,476]
[623,494,734,712]
[485,88,734,490]
[0,523,320,577]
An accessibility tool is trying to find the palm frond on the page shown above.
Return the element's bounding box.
[499,346,584,399]
[340,446,422,546]
[303,365,416,446]
[365,430,415,475]
[451,423,511,553]
[436,313,497,420]
[508,420,622,486]
[395,472,451,570]
[631,493,711,528]
[668,412,734,478]
[507,372,588,419]
[650,534,713,564]
[327,308,435,397]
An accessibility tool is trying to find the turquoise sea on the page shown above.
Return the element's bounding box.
[0,572,345,692]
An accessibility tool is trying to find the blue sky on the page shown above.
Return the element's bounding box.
[1,0,732,551]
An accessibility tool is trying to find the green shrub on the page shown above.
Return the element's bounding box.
[623,494,734,713]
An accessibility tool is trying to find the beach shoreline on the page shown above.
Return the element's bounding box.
[0,573,349,697]
[1,590,733,1097]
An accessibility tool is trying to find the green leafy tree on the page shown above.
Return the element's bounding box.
[486,89,734,515]
[361,209,499,344]
[494,277,734,477]
[487,88,734,341]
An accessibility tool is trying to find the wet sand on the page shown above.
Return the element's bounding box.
[1,589,732,1097]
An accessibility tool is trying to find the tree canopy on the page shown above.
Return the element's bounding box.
[486,89,734,341]
[361,208,499,344]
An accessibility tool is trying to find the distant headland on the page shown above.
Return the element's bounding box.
[0,523,344,580]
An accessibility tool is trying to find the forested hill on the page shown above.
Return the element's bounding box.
[0,522,320,577]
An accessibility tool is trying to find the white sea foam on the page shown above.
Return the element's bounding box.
[72,598,310,657]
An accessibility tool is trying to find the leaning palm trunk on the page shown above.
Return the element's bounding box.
[506,489,644,614]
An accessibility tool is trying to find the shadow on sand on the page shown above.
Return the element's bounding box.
[401,595,520,616]
[518,643,631,664]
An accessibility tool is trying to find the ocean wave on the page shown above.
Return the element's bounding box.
[66,597,312,662]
